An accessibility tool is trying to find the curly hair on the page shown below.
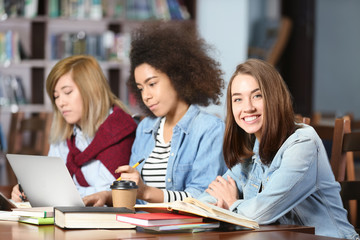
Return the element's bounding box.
[127,21,224,116]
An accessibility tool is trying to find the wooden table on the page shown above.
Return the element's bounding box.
[0,222,347,240]
[0,186,345,240]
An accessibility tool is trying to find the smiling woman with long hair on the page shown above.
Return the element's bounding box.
[199,59,358,240]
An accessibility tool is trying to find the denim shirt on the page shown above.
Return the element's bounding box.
[130,105,228,204]
[198,124,358,240]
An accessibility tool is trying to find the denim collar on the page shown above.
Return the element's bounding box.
[144,104,200,136]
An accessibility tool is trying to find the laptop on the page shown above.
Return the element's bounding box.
[6,154,85,207]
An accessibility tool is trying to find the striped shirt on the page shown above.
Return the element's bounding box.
[141,117,191,202]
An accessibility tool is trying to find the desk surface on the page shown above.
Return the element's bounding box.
[0,221,344,240]
[0,221,346,240]
[0,186,344,240]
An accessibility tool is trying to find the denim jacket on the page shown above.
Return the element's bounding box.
[198,124,358,239]
[130,105,228,204]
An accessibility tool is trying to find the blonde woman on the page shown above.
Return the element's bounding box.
[11,55,136,202]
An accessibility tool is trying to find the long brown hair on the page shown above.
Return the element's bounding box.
[223,59,296,168]
[46,55,128,143]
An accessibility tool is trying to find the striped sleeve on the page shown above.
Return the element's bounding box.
[162,189,192,202]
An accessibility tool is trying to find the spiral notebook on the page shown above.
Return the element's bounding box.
[6,154,85,207]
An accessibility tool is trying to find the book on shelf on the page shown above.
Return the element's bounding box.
[2,0,37,18]
[135,197,259,230]
[116,212,203,227]
[54,206,136,229]
[143,221,220,232]
[19,216,54,225]
[166,0,183,19]
[12,207,54,218]
[24,0,39,18]
[0,73,27,106]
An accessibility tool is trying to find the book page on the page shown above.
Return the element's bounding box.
[184,198,255,222]
[135,199,259,229]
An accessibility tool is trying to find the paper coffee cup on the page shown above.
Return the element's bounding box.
[110,180,138,210]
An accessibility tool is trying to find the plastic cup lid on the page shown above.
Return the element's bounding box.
[110,180,138,190]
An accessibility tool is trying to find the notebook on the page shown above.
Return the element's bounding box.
[6,154,85,207]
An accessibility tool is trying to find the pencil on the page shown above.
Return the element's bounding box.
[116,158,145,181]
[18,184,26,202]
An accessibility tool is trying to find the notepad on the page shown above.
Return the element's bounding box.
[12,207,54,218]
[19,216,54,225]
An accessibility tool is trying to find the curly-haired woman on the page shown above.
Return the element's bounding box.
[84,21,228,206]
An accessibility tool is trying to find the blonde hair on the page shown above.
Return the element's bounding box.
[46,55,129,143]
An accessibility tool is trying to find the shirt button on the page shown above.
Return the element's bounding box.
[167,178,172,182]
[171,153,174,156]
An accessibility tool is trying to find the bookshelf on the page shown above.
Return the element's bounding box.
[0,0,196,109]
[0,0,196,150]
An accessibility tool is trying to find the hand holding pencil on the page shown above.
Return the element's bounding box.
[116,159,145,181]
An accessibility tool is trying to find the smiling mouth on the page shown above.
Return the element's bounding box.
[243,115,260,122]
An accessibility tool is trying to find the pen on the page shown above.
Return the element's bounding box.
[18,184,26,202]
[116,158,145,181]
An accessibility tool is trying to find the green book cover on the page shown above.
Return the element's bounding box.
[19,216,54,225]
[48,0,59,18]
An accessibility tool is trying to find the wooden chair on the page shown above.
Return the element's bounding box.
[330,117,356,182]
[340,181,360,232]
[312,112,336,126]
[303,117,310,125]
[6,111,53,185]
[330,117,359,227]
[310,113,340,160]
[294,114,310,125]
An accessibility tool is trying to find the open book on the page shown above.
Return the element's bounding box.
[135,197,259,230]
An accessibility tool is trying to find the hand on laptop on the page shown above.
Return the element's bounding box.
[83,191,112,207]
[11,184,27,202]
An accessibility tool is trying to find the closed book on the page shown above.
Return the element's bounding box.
[19,216,54,225]
[54,206,136,229]
[116,212,203,227]
[12,207,54,218]
[0,211,19,221]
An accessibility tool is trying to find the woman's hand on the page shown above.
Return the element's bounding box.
[115,165,147,199]
[83,191,112,207]
[11,184,26,202]
[205,175,238,210]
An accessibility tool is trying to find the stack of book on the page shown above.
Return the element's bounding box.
[116,212,220,232]
[134,197,259,231]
